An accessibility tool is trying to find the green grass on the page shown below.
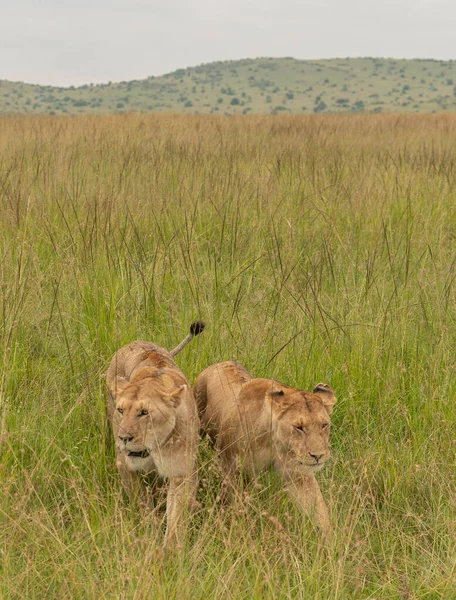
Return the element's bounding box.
[0,112,455,599]
[2,57,456,116]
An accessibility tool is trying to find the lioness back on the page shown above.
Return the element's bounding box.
[194,360,252,417]
[106,341,185,421]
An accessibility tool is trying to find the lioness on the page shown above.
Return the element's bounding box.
[106,321,205,546]
[194,361,336,535]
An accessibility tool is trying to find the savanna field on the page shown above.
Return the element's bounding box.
[0,113,455,599]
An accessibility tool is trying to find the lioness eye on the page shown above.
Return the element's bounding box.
[117,408,124,414]
[294,425,305,433]
[139,409,149,417]
[321,423,329,429]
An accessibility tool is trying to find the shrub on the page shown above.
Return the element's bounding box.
[352,100,365,111]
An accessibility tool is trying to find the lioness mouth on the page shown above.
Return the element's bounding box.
[128,449,150,458]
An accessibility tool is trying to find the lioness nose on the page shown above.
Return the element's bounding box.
[118,434,134,443]
[309,452,324,462]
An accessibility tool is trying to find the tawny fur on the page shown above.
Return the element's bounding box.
[194,361,336,536]
[106,322,204,547]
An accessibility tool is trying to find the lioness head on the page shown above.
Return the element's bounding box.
[110,376,187,469]
[267,383,336,474]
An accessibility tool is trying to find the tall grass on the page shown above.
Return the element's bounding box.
[0,113,455,599]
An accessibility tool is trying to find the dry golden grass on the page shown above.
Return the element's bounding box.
[0,112,455,599]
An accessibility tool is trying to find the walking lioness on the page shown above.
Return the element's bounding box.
[106,321,205,546]
[194,361,336,536]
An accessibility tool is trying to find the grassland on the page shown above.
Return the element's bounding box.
[2,57,456,116]
[0,112,455,599]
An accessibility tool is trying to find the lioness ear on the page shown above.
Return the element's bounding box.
[163,384,187,408]
[110,376,130,398]
[268,385,284,398]
[266,385,294,415]
[313,383,337,414]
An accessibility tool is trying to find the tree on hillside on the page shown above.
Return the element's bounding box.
[314,100,327,113]
[352,100,365,111]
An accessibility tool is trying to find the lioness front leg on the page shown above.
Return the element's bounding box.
[218,449,242,504]
[163,473,197,547]
[116,454,154,513]
[286,473,331,538]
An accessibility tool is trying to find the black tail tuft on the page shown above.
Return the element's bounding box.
[190,320,206,337]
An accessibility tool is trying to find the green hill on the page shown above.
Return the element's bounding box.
[2,57,456,116]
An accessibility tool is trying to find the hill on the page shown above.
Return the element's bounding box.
[1,57,456,115]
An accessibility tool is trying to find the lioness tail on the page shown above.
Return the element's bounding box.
[170,321,206,357]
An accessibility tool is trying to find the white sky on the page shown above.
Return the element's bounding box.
[1,0,455,87]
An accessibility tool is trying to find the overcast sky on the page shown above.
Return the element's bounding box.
[1,0,455,87]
